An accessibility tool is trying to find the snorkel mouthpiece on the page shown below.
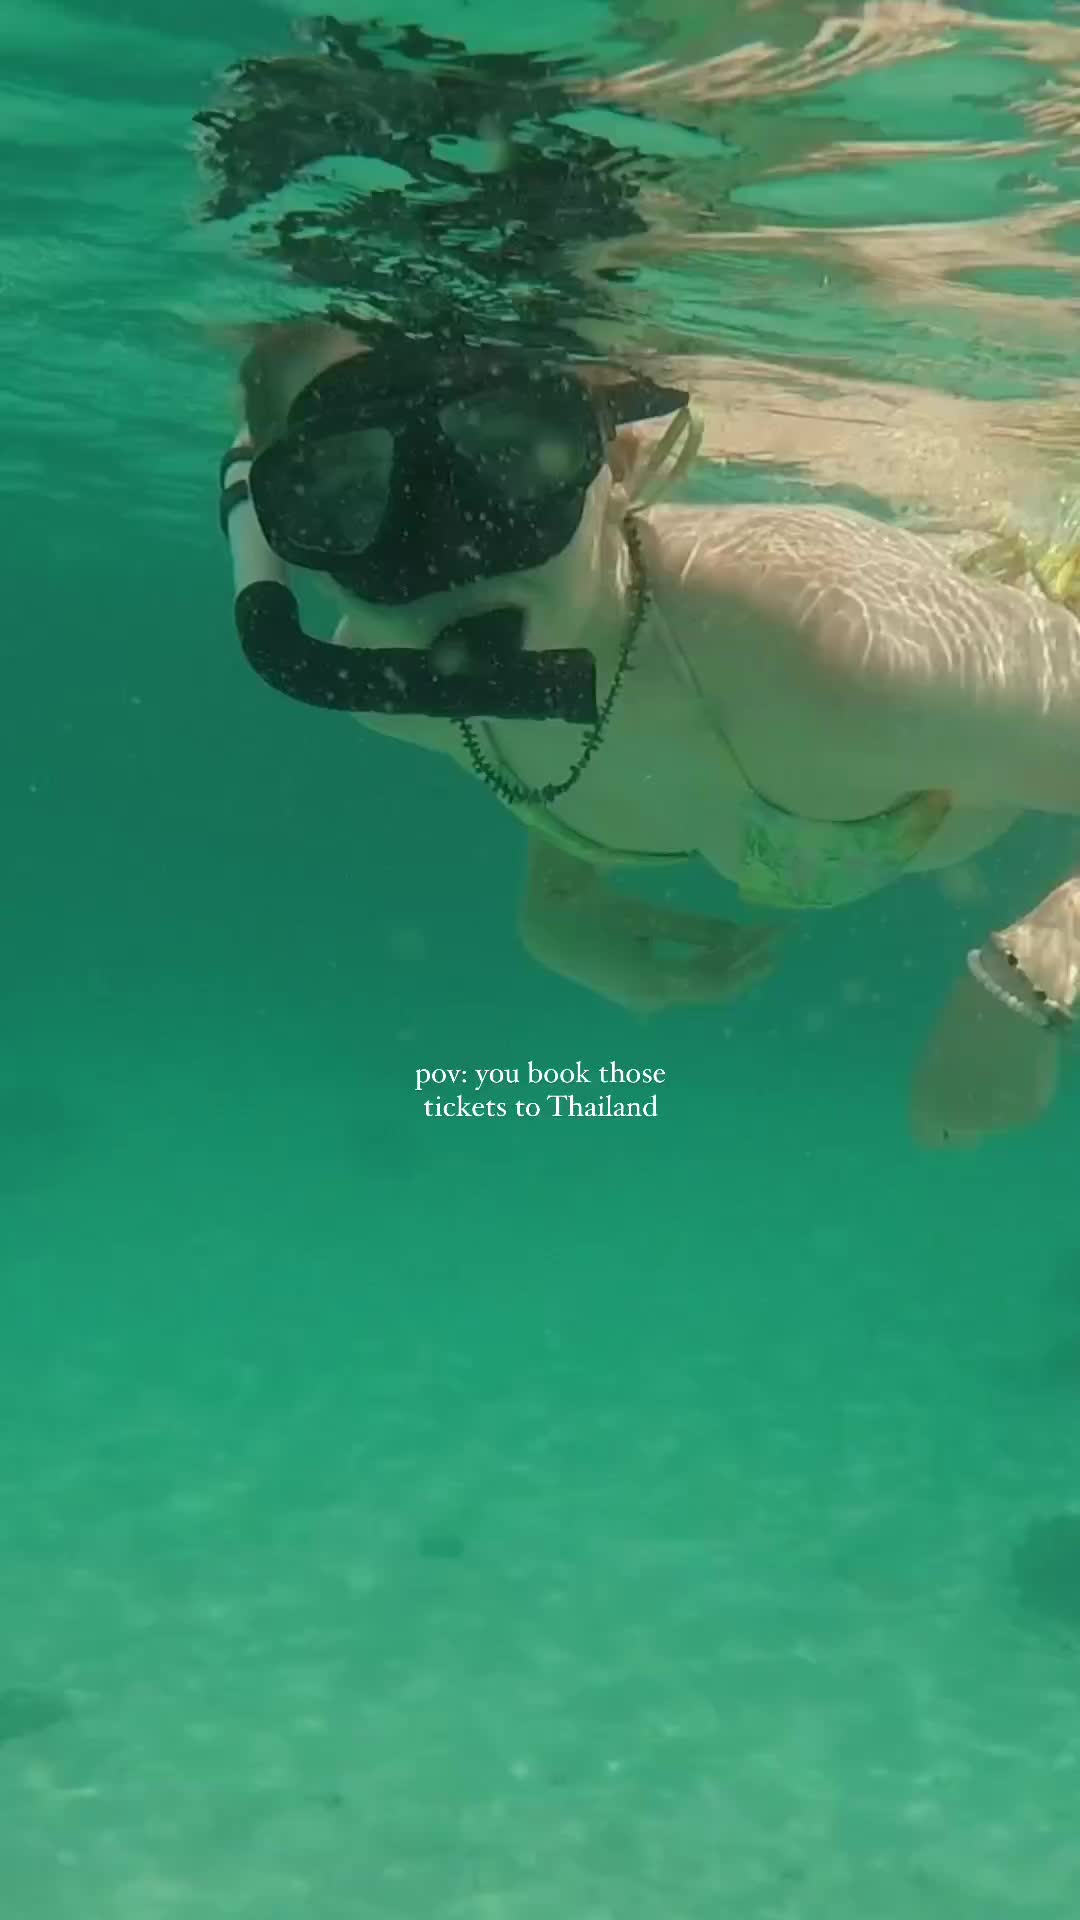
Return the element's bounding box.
[234,580,598,722]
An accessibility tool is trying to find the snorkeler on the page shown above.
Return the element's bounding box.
[199,19,1080,1148]
[219,318,1080,1149]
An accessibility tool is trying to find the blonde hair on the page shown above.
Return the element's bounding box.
[237,320,364,450]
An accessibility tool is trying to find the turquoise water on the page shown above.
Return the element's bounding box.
[6,3,1080,1915]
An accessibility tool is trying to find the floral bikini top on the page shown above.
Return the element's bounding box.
[478,721,950,910]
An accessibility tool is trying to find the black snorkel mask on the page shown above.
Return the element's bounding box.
[224,342,689,723]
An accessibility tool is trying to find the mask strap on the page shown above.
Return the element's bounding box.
[622,406,704,512]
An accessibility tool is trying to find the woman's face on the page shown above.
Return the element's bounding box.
[326,461,621,656]
[259,336,621,647]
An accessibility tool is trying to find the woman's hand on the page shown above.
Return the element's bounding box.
[911,878,1080,1147]
[519,834,776,1012]
[911,970,1060,1147]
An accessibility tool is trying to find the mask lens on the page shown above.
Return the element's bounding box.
[258,426,395,558]
[440,385,597,502]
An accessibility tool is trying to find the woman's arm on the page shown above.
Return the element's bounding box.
[697,507,1080,815]
[816,566,1080,813]
[517,832,775,1012]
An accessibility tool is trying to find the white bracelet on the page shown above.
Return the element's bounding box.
[966,943,1067,1029]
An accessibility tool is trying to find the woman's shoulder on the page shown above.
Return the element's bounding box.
[637,503,971,652]
[635,499,955,744]
[640,499,949,573]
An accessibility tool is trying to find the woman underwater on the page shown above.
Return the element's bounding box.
[203,21,1080,1150]
[221,317,1080,1150]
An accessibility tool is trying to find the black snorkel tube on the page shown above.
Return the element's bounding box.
[221,444,599,723]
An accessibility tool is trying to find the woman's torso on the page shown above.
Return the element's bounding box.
[348,503,1021,899]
